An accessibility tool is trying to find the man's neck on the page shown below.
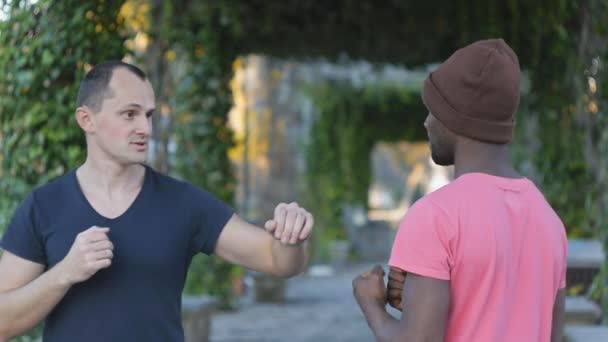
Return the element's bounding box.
[77,157,145,197]
[453,139,520,179]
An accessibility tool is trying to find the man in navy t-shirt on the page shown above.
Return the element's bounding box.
[0,61,314,341]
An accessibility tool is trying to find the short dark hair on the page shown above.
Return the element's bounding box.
[76,61,147,112]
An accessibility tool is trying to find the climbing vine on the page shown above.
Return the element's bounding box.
[0,0,127,231]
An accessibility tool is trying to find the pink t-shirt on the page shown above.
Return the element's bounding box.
[389,173,568,342]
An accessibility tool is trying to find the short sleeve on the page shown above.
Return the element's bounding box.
[0,192,46,264]
[559,227,568,289]
[189,187,234,256]
[559,264,566,289]
[388,199,454,281]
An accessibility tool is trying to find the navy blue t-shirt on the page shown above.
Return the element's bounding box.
[0,165,234,341]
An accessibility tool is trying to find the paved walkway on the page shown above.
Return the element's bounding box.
[211,263,608,342]
[211,263,399,342]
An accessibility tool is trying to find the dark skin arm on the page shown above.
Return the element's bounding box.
[353,265,450,342]
[551,289,565,342]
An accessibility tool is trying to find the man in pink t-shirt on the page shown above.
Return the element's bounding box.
[352,39,568,342]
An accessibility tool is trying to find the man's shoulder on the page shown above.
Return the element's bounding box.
[7,171,77,222]
[144,166,232,221]
[146,165,187,187]
[30,171,75,203]
[145,166,214,200]
[420,173,527,206]
[416,179,463,207]
[405,179,472,222]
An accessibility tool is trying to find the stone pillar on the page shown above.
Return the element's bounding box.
[182,296,218,342]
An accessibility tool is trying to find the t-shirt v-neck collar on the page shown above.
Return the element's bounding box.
[71,165,150,224]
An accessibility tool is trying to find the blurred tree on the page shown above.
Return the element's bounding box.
[170,2,243,310]
[574,0,608,317]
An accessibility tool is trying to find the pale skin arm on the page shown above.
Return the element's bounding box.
[0,253,64,341]
[215,202,314,278]
[0,227,114,340]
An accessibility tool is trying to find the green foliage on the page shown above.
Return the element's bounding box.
[581,0,608,317]
[304,82,426,259]
[183,254,242,310]
[7,326,42,342]
[0,0,127,227]
[195,1,579,68]
[170,2,243,309]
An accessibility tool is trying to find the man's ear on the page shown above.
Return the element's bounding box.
[75,106,95,134]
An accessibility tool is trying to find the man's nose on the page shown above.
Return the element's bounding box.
[135,115,152,137]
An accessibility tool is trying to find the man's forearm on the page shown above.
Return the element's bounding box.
[0,263,71,340]
[270,240,308,278]
[360,300,403,342]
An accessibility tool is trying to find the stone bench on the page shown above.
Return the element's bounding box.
[567,239,605,294]
[565,325,608,342]
[182,296,218,342]
[565,296,602,325]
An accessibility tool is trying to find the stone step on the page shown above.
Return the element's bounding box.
[565,296,602,325]
[565,325,608,342]
[567,240,605,269]
[566,239,605,294]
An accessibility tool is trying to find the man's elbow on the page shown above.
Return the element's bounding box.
[273,256,308,278]
[0,322,18,342]
[269,249,308,278]
[270,263,306,279]
[0,317,34,341]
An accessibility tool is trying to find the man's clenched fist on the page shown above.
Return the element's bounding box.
[58,226,113,285]
[387,266,407,310]
[264,202,314,245]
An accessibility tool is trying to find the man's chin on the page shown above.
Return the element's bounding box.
[134,157,148,165]
[124,155,147,165]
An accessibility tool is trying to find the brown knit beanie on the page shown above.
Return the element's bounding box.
[422,38,521,144]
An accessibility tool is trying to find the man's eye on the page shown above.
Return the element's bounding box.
[125,111,135,118]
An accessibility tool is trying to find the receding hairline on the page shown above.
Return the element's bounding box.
[76,61,148,113]
[104,66,151,94]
